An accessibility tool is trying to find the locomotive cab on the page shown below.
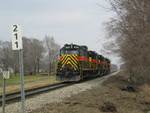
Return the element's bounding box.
[56,44,81,81]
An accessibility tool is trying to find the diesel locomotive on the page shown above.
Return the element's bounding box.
[56,44,110,81]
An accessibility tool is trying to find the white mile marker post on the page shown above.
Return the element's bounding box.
[11,24,26,113]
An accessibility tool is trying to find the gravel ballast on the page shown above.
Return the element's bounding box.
[0,72,117,113]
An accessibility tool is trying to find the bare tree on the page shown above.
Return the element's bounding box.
[0,41,13,70]
[0,36,60,76]
[23,37,45,75]
[0,40,19,74]
[104,0,150,85]
[43,35,60,75]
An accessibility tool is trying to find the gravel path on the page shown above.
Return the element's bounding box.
[0,72,118,113]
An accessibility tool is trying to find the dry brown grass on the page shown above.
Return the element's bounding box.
[0,79,58,94]
[140,84,150,96]
[30,71,150,113]
[138,84,150,103]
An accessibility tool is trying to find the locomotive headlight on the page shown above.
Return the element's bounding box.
[60,68,62,70]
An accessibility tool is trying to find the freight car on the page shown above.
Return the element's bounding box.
[56,44,110,81]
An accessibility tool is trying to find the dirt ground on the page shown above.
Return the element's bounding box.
[30,72,150,113]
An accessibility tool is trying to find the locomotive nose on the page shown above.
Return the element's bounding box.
[61,54,79,69]
[63,64,73,76]
[64,64,73,70]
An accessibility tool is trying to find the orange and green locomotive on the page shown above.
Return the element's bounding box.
[56,44,111,81]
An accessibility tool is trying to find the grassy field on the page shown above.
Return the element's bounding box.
[0,74,55,86]
[0,74,58,94]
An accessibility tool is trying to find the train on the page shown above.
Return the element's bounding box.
[56,44,111,81]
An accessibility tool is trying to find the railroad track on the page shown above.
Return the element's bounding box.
[0,82,73,106]
[0,71,118,106]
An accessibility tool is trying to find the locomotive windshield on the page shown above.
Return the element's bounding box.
[65,50,78,54]
[60,49,78,55]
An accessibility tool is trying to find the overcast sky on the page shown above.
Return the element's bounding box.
[0,0,120,64]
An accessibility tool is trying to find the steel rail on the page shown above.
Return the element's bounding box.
[0,71,118,106]
[0,82,73,106]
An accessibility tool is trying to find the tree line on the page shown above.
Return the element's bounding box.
[0,36,60,75]
[105,0,150,85]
